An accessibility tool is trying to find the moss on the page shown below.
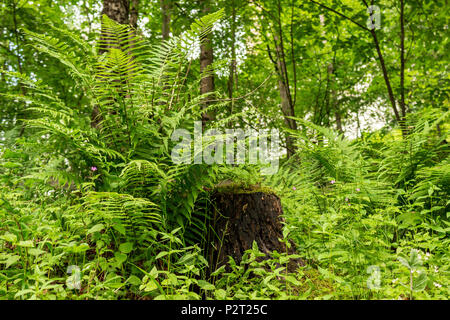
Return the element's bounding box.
[297,267,335,298]
[213,181,277,195]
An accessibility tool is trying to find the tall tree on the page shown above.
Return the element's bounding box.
[265,0,297,158]
[227,0,237,117]
[160,0,171,40]
[309,0,411,135]
[130,0,139,29]
[199,0,216,126]
[102,0,130,27]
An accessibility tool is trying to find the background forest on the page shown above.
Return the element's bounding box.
[0,0,448,300]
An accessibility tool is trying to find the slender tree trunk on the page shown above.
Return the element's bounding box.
[327,48,343,134]
[290,0,297,108]
[101,0,130,30]
[274,0,297,158]
[335,111,343,133]
[160,0,171,40]
[309,0,406,133]
[199,0,215,126]
[11,0,27,136]
[130,0,139,29]
[227,0,236,117]
[273,33,297,158]
[327,62,343,134]
[370,29,401,124]
[399,0,407,135]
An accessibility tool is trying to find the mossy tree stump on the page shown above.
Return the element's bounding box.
[207,189,303,273]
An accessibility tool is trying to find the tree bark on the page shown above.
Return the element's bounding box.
[273,33,297,158]
[370,29,401,125]
[273,0,297,158]
[102,0,130,30]
[335,111,343,133]
[160,0,171,40]
[11,0,27,136]
[130,0,139,29]
[199,0,215,127]
[208,191,303,273]
[399,0,407,135]
[227,0,236,117]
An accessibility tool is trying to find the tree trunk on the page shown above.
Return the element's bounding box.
[335,111,343,134]
[273,33,297,158]
[227,0,236,118]
[208,191,303,273]
[199,0,215,127]
[272,0,297,158]
[327,61,343,134]
[160,0,171,40]
[399,0,407,136]
[11,0,27,136]
[130,0,139,29]
[310,1,406,132]
[101,0,130,31]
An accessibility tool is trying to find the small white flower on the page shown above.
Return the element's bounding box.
[434,265,439,273]
[392,278,399,284]
[433,282,442,288]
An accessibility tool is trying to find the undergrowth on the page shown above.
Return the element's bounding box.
[0,13,448,300]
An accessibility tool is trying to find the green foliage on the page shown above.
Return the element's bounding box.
[263,113,449,299]
[0,1,448,301]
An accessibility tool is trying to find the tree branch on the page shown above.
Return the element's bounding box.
[309,0,369,31]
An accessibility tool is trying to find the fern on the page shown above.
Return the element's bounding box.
[81,191,161,245]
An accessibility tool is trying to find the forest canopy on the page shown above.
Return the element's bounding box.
[0,0,448,300]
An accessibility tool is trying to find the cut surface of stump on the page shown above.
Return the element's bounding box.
[208,190,303,273]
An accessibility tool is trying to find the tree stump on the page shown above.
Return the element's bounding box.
[208,190,303,273]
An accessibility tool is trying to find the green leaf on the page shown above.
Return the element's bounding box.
[87,224,104,235]
[119,242,133,254]
[73,243,89,253]
[28,248,45,256]
[149,266,158,278]
[127,275,141,286]
[4,255,21,268]
[397,256,410,269]
[285,275,301,286]
[210,265,226,277]
[114,252,127,264]
[17,240,34,248]
[197,280,215,290]
[0,233,17,243]
[1,162,23,168]
[113,224,126,236]
[176,252,195,266]
[252,240,259,252]
[413,272,428,292]
[141,280,158,292]
[168,273,178,285]
[214,289,227,300]
[155,251,169,260]
[408,250,423,269]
